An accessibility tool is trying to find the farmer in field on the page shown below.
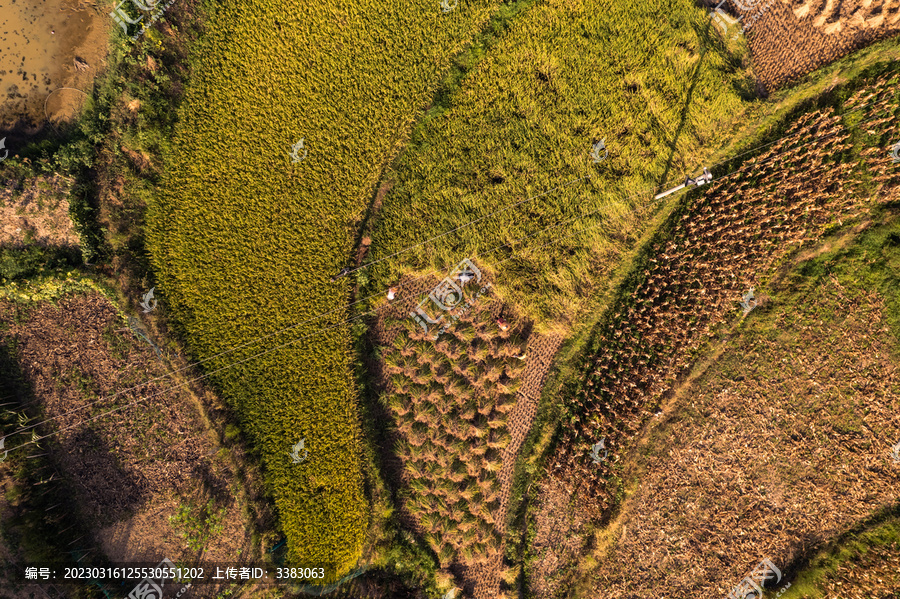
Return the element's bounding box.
[387,287,397,300]
[330,267,351,282]
[457,268,477,285]
[685,167,713,187]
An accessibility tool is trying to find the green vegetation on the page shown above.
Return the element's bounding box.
[771,188,900,355]
[0,244,82,283]
[170,497,228,552]
[775,507,900,598]
[0,271,115,306]
[345,317,450,596]
[518,58,900,597]
[511,53,900,469]
[4,0,897,589]
[363,0,754,329]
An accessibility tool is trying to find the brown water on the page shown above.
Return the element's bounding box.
[0,0,109,131]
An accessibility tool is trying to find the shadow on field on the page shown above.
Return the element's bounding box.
[324,566,422,599]
[359,331,421,528]
[0,334,101,594]
[776,500,900,593]
[64,425,146,527]
[354,317,445,577]
[657,43,709,194]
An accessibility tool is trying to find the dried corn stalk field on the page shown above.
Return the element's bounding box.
[723,0,900,91]
[525,67,900,598]
[371,267,563,598]
[577,275,900,598]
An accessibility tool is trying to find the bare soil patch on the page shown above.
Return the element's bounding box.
[0,173,79,247]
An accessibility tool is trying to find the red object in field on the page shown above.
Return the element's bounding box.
[496,317,509,331]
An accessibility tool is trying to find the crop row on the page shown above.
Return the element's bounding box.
[380,300,527,568]
[547,97,878,514]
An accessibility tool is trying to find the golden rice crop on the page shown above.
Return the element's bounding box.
[364,0,753,331]
[145,0,508,580]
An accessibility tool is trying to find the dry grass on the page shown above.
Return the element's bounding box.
[526,64,900,598]
[571,272,900,598]
[730,0,900,91]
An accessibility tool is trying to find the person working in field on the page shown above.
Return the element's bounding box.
[685,167,713,187]
[457,269,477,285]
[330,267,351,282]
